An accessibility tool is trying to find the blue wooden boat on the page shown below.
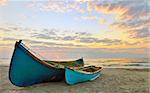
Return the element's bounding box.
[9,40,84,87]
[65,66,102,85]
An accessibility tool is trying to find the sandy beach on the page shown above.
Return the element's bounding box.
[0,66,149,93]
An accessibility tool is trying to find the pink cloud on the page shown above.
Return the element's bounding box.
[0,0,7,6]
[95,3,131,20]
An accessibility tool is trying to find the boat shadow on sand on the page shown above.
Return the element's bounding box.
[5,76,104,93]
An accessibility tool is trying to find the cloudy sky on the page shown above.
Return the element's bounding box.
[0,0,149,60]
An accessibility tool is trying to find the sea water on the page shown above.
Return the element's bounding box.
[0,58,150,68]
[85,58,150,69]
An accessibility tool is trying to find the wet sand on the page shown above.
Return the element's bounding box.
[0,66,149,93]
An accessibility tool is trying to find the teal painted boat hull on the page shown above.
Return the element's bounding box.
[65,67,101,85]
[9,41,84,87]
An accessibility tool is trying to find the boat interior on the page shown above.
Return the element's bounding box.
[44,60,83,67]
[81,66,102,72]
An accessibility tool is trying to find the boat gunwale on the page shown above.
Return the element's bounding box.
[19,42,64,69]
[20,42,84,68]
[67,66,103,74]
[20,43,84,68]
[43,57,83,63]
